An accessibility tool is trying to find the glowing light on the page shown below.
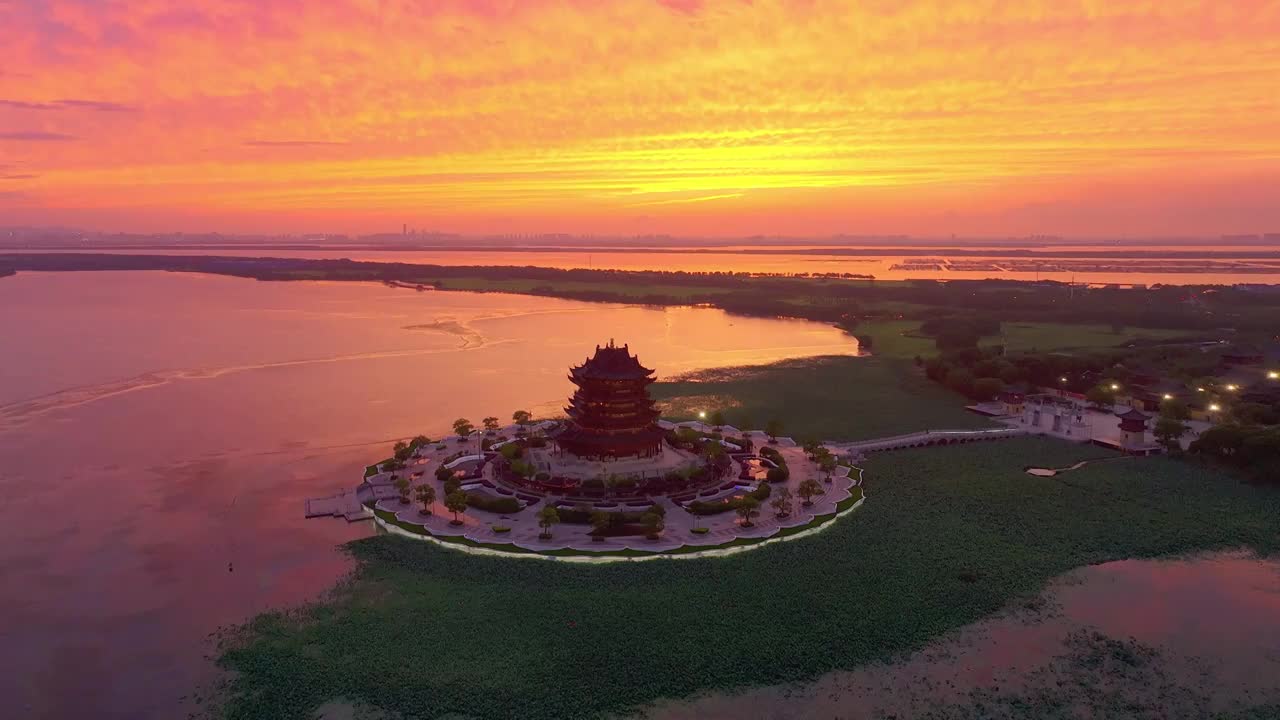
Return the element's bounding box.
[1162,393,1174,400]
[1060,377,1068,383]
[698,411,707,419]
[1209,403,1221,412]
[1197,387,1206,392]
[1109,383,1120,391]
[1268,371,1278,380]
[1226,384,1238,391]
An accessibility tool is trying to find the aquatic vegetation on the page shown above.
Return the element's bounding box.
[216,438,1280,720]
[652,356,994,441]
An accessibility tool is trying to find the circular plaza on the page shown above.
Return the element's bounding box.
[354,342,865,560]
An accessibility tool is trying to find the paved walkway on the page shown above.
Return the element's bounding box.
[359,421,861,554]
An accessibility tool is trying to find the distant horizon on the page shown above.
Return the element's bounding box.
[3,225,1279,247]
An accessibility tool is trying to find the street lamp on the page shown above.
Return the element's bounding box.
[1059,376,1068,383]
[1110,383,1120,391]
[1162,393,1173,400]
[1209,403,1221,412]
[1226,384,1238,392]
[698,411,707,419]
[1268,371,1279,380]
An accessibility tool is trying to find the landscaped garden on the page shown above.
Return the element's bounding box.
[215,437,1280,719]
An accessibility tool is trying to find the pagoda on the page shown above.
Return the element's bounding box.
[556,341,664,459]
[1116,407,1150,453]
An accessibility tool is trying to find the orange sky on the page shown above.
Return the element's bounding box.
[2,0,1279,237]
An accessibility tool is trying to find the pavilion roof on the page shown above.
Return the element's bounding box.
[1115,407,1149,421]
[571,341,654,380]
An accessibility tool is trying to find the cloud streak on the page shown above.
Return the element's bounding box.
[1,98,134,111]
[243,140,349,147]
[0,131,78,141]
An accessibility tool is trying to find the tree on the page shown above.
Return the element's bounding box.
[770,486,793,517]
[393,476,411,504]
[971,377,1004,402]
[414,484,436,514]
[537,504,560,539]
[819,454,838,482]
[512,409,532,425]
[736,496,760,527]
[409,435,430,450]
[801,438,821,459]
[1160,397,1191,421]
[1191,425,1248,460]
[765,418,784,443]
[709,410,725,429]
[944,368,976,397]
[444,491,468,524]
[452,418,474,439]
[640,511,664,539]
[797,477,823,506]
[393,440,411,461]
[589,510,613,539]
[935,327,980,351]
[482,416,500,433]
[1086,385,1115,409]
[1154,417,1187,452]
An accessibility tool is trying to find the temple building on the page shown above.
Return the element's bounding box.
[555,341,664,459]
[1115,407,1160,455]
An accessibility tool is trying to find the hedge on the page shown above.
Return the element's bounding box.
[465,492,523,514]
[688,482,772,515]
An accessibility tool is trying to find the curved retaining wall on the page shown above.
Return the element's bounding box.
[371,484,867,564]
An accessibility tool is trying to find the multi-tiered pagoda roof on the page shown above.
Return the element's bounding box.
[556,341,664,458]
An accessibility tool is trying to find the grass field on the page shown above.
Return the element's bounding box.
[214,438,1280,719]
[855,320,1195,359]
[651,355,995,440]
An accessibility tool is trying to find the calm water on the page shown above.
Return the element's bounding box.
[7,245,1280,285]
[642,552,1280,719]
[0,271,860,719]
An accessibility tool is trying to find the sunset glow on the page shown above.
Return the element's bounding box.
[3,0,1279,235]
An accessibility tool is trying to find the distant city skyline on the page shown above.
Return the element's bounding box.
[3,1,1279,237]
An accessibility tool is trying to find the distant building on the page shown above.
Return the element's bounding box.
[1115,408,1160,455]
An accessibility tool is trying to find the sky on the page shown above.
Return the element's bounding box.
[2,0,1279,237]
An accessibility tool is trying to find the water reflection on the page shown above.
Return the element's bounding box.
[640,552,1280,719]
[7,246,1279,285]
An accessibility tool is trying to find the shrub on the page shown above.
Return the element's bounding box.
[491,525,511,534]
[688,483,771,515]
[766,467,790,483]
[466,493,522,514]
[690,527,710,535]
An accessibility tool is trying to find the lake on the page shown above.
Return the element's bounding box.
[0,270,860,719]
[7,244,1280,285]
